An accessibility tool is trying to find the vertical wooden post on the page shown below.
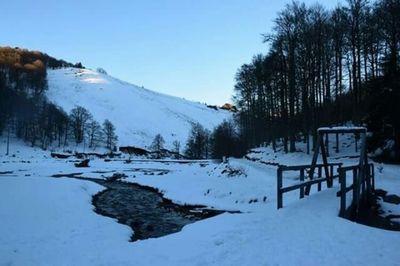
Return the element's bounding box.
[365,164,371,199]
[336,133,339,153]
[352,168,359,213]
[358,132,367,202]
[318,166,322,191]
[355,135,358,153]
[325,133,330,157]
[277,167,283,209]
[305,133,321,195]
[361,165,366,201]
[300,169,305,199]
[339,169,346,217]
[6,125,10,156]
[320,133,331,187]
[371,164,375,190]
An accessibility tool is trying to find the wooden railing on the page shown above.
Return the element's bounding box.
[277,163,343,209]
[276,127,375,215]
[337,163,375,218]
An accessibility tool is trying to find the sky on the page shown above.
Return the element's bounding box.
[1,0,342,105]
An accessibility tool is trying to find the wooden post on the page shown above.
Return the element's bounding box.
[355,134,358,153]
[371,164,375,190]
[305,134,321,195]
[339,169,346,217]
[365,164,371,199]
[325,133,330,157]
[300,169,305,199]
[352,168,359,214]
[6,125,10,156]
[336,133,339,153]
[358,132,367,202]
[318,166,322,191]
[277,167,283,209]
[361,165,366,201]
[319,133,332,187]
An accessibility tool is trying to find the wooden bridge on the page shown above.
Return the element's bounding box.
[277,127,375,218]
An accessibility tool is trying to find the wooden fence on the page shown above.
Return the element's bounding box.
[276,127,376,216]
[277,163,343,209]
[338,163,375,218]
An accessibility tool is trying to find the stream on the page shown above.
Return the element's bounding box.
[51,172,224,241]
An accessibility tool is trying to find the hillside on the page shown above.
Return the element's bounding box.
[46,68,231,149]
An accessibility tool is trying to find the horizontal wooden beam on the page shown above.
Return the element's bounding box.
[317,127,367,134]
[339,165,359,172]
[279,163,342,171]
[281,177,328,193]
[336,184,354,197]
[339,163,374,172]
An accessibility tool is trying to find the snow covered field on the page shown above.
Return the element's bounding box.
[46,68,231,149]
[1,140,400,265]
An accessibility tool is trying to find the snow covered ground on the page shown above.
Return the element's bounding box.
[46,68,231,149]
[1,139,400,265]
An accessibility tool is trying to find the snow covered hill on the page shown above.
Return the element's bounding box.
[46,68,231,149]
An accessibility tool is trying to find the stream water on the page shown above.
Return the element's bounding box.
[51,173,223,241]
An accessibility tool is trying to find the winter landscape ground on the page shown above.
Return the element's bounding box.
[1,134,399,265]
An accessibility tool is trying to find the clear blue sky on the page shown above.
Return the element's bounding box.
[1,0,342,105]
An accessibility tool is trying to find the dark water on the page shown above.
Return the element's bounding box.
[51,173,223,241]
[353,189,400,231]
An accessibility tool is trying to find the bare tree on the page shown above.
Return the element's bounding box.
[172,140,181,154]
[102,119,118,150]
[184,123,210,159]
[69,106,92,144]
[86,119,103,149]
[151,134,165,152]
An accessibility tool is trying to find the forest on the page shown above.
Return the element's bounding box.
[233,0,400,162]
[0,47,117,152]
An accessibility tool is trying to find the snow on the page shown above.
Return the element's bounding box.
[0,176,133,266]
[1,138,400,265]
[318,126,367,132]
[46,68,231,149]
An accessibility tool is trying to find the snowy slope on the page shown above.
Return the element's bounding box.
[46,68,231,149]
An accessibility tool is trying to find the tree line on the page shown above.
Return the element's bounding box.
[150,120,244,159]
[0,47,117,153]
[233,0,400,159]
